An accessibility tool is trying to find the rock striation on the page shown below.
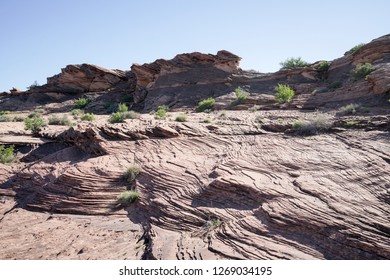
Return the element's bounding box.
[0,34,390,260]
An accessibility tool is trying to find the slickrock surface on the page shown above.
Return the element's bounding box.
[0,34,390,259]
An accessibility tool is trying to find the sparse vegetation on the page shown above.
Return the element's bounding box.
[80,113,96,121]
[117,190,140,205]
[346,43,365,55]
[48,115,71,126]
[28,111,41,118]
[27,80,40,90]
[203,118,211,123]
[24,115,47,134]
[291,113,332,136]
[0,145,15,164]
[207,218,222,228]
[338,103,360,115]
[117,103,128,113]
[353,63,373,79]
[196,97,215,112]
[0,115,10,122]
[175,114,187,122]
[122,111,140,119]
[279,57,309,70]
[74,98,90,109]
[155,105,169,119]
[71,109,83,117]
[317,60,330,72]
[124,164,141,183]
[275,84,295,103]
[0,111,10,115]
[13,116,24,122]
[109,112,125,123]
[234,87,249,102]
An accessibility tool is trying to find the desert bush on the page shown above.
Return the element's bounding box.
[196,97,215,112]
[13,116,24,122]
[71,109,83,117]
[235,87,249,102]
[28,111,41,118]
[275,84,295,103]
[117,190,140,205]
[155,105,169,119]
[74,98,90,109]
[80,113,95,121]
[353,63,373,79]
[123,111,140,120]
[24,115,47,134]
[338,103,360,115]
[346,43,365,55]
[317,60,330,72]
[48,115,71,126]
[109,112,124,123]
[0,111,10,115]
[117,103,128,113]
[0,115,10,122]
[0,145,15,164]
[124,164,141,183]
[203,118,211,123]
[291,113,332,135]
[280,57,309,70]
[175,114,187,122]
[27,81,39,90]
[206,218,222,228]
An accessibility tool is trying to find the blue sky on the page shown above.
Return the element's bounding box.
[0,0,389,92]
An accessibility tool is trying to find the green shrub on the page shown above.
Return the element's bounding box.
[117,103,128,113]
[74,98,90,109]
[196,97,215,112]
[275,84,295,103]
[28,111,41,118]
[0,111,10,115]
[48,115,71,126]
[0,115,10,122]
[235,87,249,101]
[71,109,83,116]
[13,116,24,122]
[206,218,222,228]
[27,81,39,90]
[0,145,15,164]
[24,116,47,134]
[317,60,330,72]
[353,63,373,79]
[122,111,140,120]
[124,164,141,183]
[291,114,332,135]
[117,191,140,205]
[109,112,125,123]
[155,105,169,119]
[280,57,309,70]
[175,114,187,122]
[346,43,365,55]
[338,104,360,115]
[80,113,95,121]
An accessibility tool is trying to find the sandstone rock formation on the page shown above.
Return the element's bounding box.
[0,34,389,260]
[40,64,135,93]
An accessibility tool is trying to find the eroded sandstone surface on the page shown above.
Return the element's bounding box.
[0,34,389,259]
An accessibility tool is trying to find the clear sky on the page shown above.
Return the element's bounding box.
[0,0,389,92]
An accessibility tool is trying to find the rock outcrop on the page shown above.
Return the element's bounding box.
[41,64,135,93]
[1,34,390,260]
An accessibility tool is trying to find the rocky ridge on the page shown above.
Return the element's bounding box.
[0,34,389,260]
